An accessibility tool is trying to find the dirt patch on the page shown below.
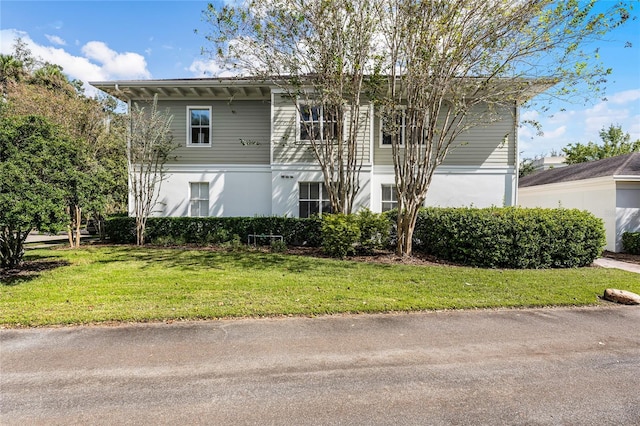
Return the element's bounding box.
[602,251,640,266]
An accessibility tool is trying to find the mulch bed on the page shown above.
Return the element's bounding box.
[602,251,640,266]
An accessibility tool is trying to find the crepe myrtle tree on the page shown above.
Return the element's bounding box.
[0,115,76,268]
[373,0,631,256]
[202,0,381,214]
[128,95,176,245]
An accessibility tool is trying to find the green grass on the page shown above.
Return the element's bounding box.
[1,246,639,327]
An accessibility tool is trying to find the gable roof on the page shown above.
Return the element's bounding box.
[519,152,640,188]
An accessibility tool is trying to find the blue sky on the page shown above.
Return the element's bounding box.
[1,0,639,158]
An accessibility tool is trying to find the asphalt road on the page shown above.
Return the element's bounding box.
[1,307,639,425]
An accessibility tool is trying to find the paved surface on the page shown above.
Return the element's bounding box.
[593,257,640,274]
[1,307,639,425]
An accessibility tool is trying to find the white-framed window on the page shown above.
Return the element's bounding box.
[380,108,405,147]
[299,104,339,142]
[381,184,398,212]
[190,182,209,217]
[187,106,211,146]
[299,182,333,218]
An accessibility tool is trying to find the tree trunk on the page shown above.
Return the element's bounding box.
[396,205,419,257]
[0,227,30,268]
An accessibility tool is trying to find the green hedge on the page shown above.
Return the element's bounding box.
[105,216,322,246]
[408,207,606,268]
[622,232,640,254]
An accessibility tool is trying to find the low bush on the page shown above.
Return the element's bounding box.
[356,209,391,254]
[105,216,322,246]
[411,207,605,268]
[321,214,361,258]
[622,232,640,254]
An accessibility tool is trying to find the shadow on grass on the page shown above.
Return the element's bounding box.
[1,259,70,286]
[93,245,368,273]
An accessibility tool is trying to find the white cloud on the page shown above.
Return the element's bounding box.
[45,34,66,46]
[0,29,152,95]
[606,89,640,105]
[188,59,239,78]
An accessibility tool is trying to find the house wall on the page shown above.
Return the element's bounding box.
[149,165,272,217]
[371,165,515,211]
[131,91,518,219]
[518,177,618,252]
[615,181,640,252]
[138,99,271,165]
[271,94,372,165]
[372,103,517,167]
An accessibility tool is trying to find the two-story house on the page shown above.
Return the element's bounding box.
[91,77,547,218]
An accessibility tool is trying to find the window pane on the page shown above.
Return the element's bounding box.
[300,124,310,141]
[310,183,319,199]
[321,183,329,200]
[382,185,391,201]
[322,200,332,214]
[300,183,309,199]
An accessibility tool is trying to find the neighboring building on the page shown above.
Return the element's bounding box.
[91,77,548,219]
[519,153,640,252]
[531,156,567,171]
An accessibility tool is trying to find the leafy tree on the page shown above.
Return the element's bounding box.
[203,0,380,214]
[128,96,176,245]
[562,124,640,164]
[203,0,630,256]
[519,157,537,178]
[0,116,76,268]
[1,47,127,247]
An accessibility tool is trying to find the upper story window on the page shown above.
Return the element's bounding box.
[299,104,339,142]
[380,108,405,147]
[188,106,211,146]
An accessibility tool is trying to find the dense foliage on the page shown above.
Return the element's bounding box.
[622,232,640,255]
[563,124,640,164]
[105,216,322,247]
[107,206,606,269]
[0,116,76,267]
[407,207,606,268]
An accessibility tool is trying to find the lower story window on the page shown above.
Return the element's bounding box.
[190,182,209,217]
[381,184,397,212]
[299,182,333,218]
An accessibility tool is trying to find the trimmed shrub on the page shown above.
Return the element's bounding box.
[412,207,605,268]
[622,232,640,254]
[321,214,361,258]
[356,209,391,254]
[104,216,322,247]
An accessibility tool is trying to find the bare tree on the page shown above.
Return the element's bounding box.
[203,0,381,214]
[128,95,175,245]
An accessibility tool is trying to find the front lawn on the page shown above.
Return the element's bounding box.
[1,246,638,327]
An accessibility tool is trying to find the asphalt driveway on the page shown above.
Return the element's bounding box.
[1,306,639,425]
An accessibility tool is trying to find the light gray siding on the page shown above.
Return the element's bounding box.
[144,99,271,165]
[272,95,372,164]
[373,103,516,167]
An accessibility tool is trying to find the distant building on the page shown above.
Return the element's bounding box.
[531,156,567,171]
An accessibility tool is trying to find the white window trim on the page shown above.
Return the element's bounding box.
[186,106,212,147]
[189,181,209,217]
[298,181,332,218]
[381,184,398,212]
[379,107,406,148]
[297,102,343,144]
